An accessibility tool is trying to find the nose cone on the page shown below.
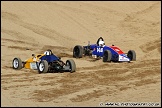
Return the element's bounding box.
[119,54,130,61]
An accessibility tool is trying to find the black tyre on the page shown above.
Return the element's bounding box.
[12,57,23,70]
[38,60,48,73]
[103,50,112,62]
[73,45,83,58]
[66,59,76,72]
[127,50,136,61]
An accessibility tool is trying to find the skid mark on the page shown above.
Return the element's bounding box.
[2,11,20,21]
[134,79,158,87]
[2,29,35,41]
[8,46,34,51]
[18,22,75,48]
[70,90,104,102]
[139,39,161,53]
[127,59,160,69]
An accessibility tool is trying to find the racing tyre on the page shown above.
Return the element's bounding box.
[103,50,112,62]
[73,45,83,58]
[127,50,136,61]
[66,59,76,72]
[38,60,48,73]
[12,57,23,70]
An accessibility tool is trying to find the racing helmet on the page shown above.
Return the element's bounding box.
[44,50,51,55]
[99,41,105,47]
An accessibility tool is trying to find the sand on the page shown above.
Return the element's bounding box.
[1,1,161,107]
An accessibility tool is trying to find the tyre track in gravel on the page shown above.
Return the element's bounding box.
[1,57,160,103]
[1,1,160,106]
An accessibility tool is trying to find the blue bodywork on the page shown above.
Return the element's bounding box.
[40,54,60,63]
[83,44,130,61]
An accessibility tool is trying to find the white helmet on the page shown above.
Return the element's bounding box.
[99,41,105,47]
[44,51,51,55]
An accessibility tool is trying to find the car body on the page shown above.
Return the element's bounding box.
[12,50,76,73]
[73,41,136,62]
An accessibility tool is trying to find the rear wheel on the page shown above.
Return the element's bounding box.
[73,45,83,58]
[127,50,136,61]
[38,60,48,73]
[12,57,23,70]
[66,59,76,72]
[103,50,112,62]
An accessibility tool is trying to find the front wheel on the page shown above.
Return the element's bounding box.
[12,57,23,70]
[38,60,48,73]
[103,50,112,62]
[66,59,76,72]
[127,50,136,61]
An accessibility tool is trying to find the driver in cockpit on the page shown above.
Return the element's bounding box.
[44,49,53,55]
[97,37,105,47]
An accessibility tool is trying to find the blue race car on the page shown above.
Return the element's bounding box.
[73,37,136,62]
[12,49,76,73]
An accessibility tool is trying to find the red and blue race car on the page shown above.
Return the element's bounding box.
[73,37,136,62]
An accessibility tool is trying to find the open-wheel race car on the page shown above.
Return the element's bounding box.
[12,49,76,73]
[73,37,136,62]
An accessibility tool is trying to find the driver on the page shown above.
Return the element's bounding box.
[97,37,105,47]
[99,40,105,47]
[44,49,53,55]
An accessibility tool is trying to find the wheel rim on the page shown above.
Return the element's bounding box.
[13,59,19,68]
[66,62,70,66]
[39,63,44,72]
[66,61,71,70]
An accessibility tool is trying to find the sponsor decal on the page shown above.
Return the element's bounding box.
[30,62,37,69]
[119,55,129,61]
